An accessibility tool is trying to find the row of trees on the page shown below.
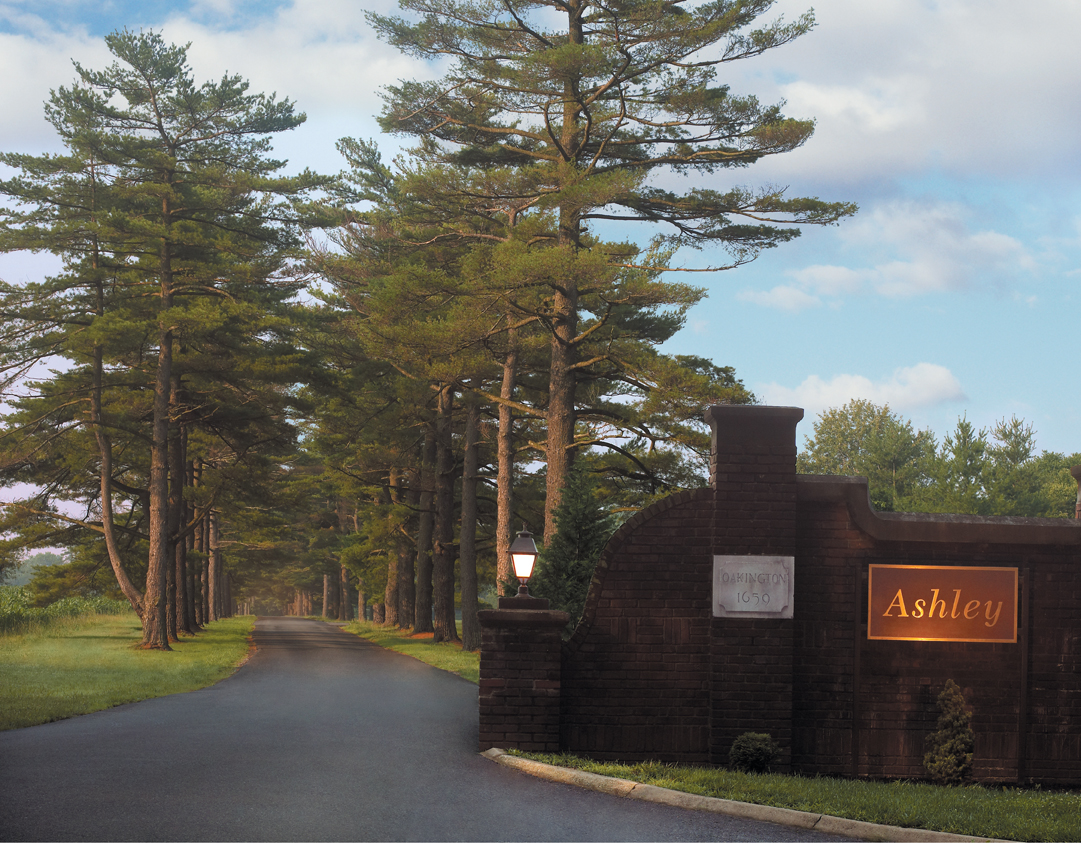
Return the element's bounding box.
[798,400,1080,517]
[1,2,858,650]
[0,31,327,647]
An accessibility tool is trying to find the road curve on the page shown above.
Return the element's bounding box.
[0,617,848,842]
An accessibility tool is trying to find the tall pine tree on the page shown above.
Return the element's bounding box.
[369,0,857,541]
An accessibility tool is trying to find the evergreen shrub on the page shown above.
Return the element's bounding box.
[923,679,975,784]
[529,466,615,636]
[728,732,779,772]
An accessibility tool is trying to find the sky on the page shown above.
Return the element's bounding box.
[1,0,1078,456]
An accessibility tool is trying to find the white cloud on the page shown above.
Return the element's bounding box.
[724,0,1081,189]
[759,363,966,417]
[742,200,1036,309]
[736,285,821,312]
[0,31,111,153]
[0,0,427,173]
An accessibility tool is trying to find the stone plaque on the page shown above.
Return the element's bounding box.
[713,555,794,619]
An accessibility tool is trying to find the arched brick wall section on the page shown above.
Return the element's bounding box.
[561,488,715,762]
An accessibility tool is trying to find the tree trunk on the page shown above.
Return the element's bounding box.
[496,332,518,593]
[432,384,459,643]
[193,514,204,626]
[142,317,174,649]
[384,552,400,626]
[142,215,178,650]
[168,379,191,636]
[394,468,416,629]
[323,573,331,618]
[542,2,586,548]
[184,456,199,631]
[340,565,351,621]
[91,341,144,617]
[413,427,436,634]
[88,180,143,620]
[201,510,210,624]
[460,398,481,650]
[208,511,221,623]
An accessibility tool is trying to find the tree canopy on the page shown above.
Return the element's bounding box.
[367,0,857,540]
[798,400,1080,517]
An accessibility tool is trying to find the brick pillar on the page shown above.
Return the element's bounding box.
[705,405,803,770]
[477,596,569,752]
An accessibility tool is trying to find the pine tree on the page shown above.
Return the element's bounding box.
[369,0,857,541]
[529,466,614,635]
[0,30,326,647]
[923,679,975,785]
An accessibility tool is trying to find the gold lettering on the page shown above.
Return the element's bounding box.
[951,589,962,618]
[964,599,980,620]
[913,599,925,619]
[929,589,948,619]
[884,589,908,617]
[985,601,1002,628]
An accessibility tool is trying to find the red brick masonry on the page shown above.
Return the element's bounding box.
[479,405,1081,784]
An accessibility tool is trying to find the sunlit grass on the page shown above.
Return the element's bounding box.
[0,613,255,731]
[342,619,480,683]
[513,752,1081,842]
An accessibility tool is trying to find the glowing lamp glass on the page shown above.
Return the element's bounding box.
[512,552,536,580]
[508,529,539,593]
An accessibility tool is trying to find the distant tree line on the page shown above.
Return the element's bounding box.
[798,399,1080,517]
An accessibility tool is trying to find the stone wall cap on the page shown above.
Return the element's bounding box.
[798,474,1081,545]
[477,609,570,629]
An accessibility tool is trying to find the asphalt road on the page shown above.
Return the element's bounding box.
[0,617,849,842]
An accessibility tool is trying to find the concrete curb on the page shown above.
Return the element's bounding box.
[481,749,1011,843]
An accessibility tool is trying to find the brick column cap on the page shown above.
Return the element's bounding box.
[704,404,804,446]
[498,595,550,610]
[478,609,570,629]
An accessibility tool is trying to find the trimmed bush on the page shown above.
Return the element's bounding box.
[729,732,779,773]
[923,679,974,785]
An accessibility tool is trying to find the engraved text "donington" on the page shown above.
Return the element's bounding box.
[720,572,789,585]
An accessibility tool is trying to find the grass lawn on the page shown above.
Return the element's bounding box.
[0,613,255,731]
[342,619,479,683]
[508,753,1081,842]
[341,619,1079,842]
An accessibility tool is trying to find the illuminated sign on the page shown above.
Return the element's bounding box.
[713,555,794,619]
[868,565,1017,643]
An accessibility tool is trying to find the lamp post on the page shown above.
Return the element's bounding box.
[508,528,539,597]
[478,525,568,753]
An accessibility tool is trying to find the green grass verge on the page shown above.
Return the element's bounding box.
[342,619,480,684]
[0,613,255,731]
[512,752,1081,842]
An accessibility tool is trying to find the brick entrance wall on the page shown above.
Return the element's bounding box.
[481,404,1081,784]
